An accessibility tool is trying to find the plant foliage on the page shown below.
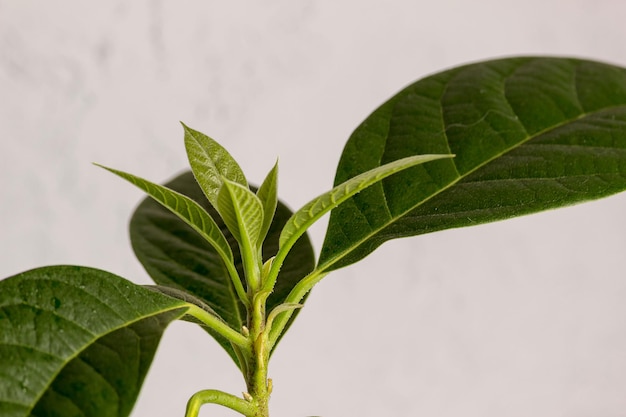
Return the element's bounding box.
[2,56,626,417]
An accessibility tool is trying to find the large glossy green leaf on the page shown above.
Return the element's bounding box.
[130,171,315,361]
[320,57,626,271]
[0,265,187,417]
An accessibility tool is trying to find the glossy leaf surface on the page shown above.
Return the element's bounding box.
[130,172,315,361]
[321,57,626,271]
[0,265,187,417]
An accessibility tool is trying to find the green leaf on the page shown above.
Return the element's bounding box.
[96,164,248,307]
[0,265,187,417]
[218,179,264,249]
[256,161,279,246]
[96,164,234,265]
[129,172,315,362]
[148,285,249,350]
[320,57,626,271]
[279,154,452,253]
[218,179,265,290]
[183,123,247,209]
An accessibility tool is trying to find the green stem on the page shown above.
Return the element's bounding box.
[239,291,272,416]
[185,389,254,417]
[185,304,250,351]
[267,268,328,350]
[225,258,251,308]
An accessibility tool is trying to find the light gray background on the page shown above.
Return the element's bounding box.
[2,1,626,416]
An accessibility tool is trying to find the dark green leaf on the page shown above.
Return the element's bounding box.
[130,172,315,362]
[320,57,626,271]
[0,265,187,417]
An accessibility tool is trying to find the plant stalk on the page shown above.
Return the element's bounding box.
[243,292,272,417]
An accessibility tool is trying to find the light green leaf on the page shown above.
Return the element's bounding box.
[320,57,626,271]
[0,265,187,417]
[218,179,264,248]
[218,180,265,290]
[183,123,247,209]
[256,161,279,246]
[96,164,234,266]
[278,154,452,253]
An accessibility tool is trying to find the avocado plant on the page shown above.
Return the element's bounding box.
[3,56,626,417]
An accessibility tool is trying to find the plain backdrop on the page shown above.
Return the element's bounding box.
[2,1,626,416]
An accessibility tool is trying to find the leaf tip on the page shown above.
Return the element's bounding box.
[93,162,112,172]
[180,121,198,137]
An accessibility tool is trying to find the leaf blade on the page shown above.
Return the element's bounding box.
[96,164,234,265]
[218,179,264,248]
[183,123,248,209]
[320,57,626,271]
[129,172,316,361]
[256,161,279,246]
[279,154,452,252]
[0,265,187,417]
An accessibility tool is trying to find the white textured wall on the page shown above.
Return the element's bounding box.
[3,1,626,416]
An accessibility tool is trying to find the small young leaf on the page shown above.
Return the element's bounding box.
[218,179,264,248]
[183,123,248,209]
[0,265,187,417]
[278,154,452,253]
[96,164,234,265]
[256,161,279,246]
[218,180,265,290]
